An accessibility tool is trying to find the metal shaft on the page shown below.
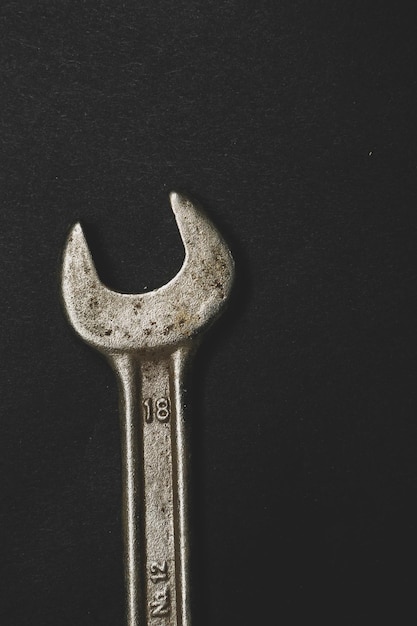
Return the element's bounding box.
[113,347,192,626]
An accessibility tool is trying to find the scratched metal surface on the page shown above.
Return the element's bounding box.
[61,192,234,625]
[61,193,234,353]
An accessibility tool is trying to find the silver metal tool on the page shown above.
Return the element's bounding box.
[61,192,234,626]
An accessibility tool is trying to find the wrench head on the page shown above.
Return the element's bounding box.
[61,192,234,354]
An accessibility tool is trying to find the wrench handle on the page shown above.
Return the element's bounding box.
[113,347,192,626]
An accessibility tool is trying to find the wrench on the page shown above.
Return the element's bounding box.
[61,192,234,626]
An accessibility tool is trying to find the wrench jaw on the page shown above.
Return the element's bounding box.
[61,221,102,351]
[61,192,234,356]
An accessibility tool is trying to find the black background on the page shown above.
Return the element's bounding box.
[1,2,416,624]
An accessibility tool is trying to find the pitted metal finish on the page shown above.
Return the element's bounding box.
[62,192,234,353]
[61,192,234,626]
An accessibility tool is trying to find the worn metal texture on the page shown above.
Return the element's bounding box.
[62,192,234,353]
[61,192,234,626]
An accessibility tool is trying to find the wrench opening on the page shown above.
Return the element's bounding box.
[61,192,234,354]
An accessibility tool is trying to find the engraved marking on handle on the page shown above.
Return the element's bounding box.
[114,349,191,626]
[150,561,168,583]
[143,398,171,424]
[150,585,171,618]
[141,357,178,625]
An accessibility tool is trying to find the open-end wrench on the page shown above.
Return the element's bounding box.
[61,192,234,626]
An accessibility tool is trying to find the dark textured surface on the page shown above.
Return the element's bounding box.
[1,2,416,624]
